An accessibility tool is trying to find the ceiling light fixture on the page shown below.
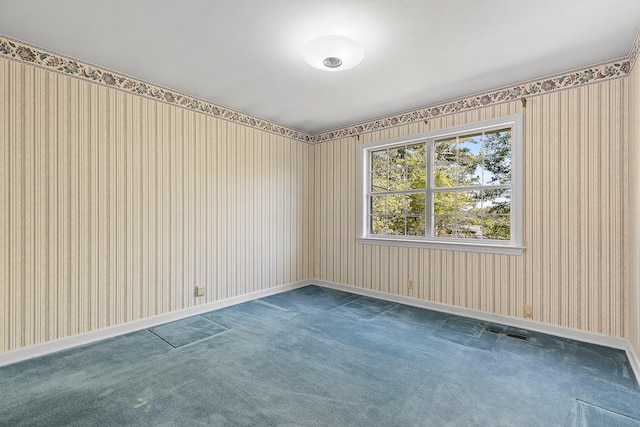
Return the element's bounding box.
[302,35,364,72]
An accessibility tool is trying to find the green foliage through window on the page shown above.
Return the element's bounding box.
[367,128,512,241]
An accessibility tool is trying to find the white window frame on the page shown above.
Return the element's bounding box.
[357,114,524,255]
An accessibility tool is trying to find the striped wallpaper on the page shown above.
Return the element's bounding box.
[313,80,630,340]
[0,57,313,352]
[1,43,638,354]
[630,61,640,353]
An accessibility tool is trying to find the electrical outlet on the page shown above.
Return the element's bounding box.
[407,279,414,290]
[195,285,206,297]
[524,304,533,319]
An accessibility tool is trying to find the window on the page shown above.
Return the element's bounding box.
[358,115,523,255]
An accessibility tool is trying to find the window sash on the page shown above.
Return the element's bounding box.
[358,114,523,255]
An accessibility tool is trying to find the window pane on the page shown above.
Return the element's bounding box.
[434,163,481,188]
[456,215,482,239]
[434,163,460,188]
[371,149,387,171]
[434,215,455,237]
[483,156,511,185]
[405,143,426,166]
[435,137,457,162]
[406,215,426,236]
[388,166,407,191]
[466,164,482,186]
[407,166,426,189]
[435,131,513,188]
[434,191,479,215]
[459,133,482,157]
[483,215,511,240]
[483,129,511,185]
[462,190,481,213]
[434,214,484,239]
[387,214,406,235]
[371,215,387,234]
[482,189,510,215]
[482,129,511,158]
[371,171,388,192]
[387,194,405,215]
[458,132,483,151]
[389,146,407,169]
[370,196,386,214]
[435,137,458,189]
[406,193,426,216]
[434,191,456,215]
[456,135,481,186]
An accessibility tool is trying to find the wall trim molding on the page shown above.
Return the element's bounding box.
[315,27,640,143]
[312,279,640,385]
[0,280,313,368]
[3,276,639,387]
[0,34,312,144]
[313,57,632,143]
[1,30,638,144]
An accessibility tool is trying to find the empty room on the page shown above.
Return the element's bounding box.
[1,1,640,425]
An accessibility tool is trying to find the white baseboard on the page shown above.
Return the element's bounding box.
[3,277,639,387]
[312,279,640,385]
[0,280,312,368]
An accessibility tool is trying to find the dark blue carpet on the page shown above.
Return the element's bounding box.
[1,285,638,426]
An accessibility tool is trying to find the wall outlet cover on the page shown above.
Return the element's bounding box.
[524,304,534,319]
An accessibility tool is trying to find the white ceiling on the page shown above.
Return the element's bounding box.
[1,0,639,134]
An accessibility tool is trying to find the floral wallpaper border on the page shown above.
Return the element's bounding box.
[314,54,637,143]
[0,35,312,143]
[1,31,639,144]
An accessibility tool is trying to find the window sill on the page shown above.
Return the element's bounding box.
[357,237,525,256]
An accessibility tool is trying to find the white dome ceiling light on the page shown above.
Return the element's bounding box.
[302,35,364,72]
